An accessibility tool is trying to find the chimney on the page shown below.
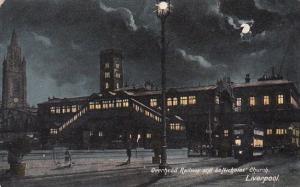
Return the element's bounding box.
[245,74,250,83]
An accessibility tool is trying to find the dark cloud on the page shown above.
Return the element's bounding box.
[0,0,299,105]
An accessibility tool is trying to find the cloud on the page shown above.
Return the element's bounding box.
[254,0,300,15]
[176,49,213,68]
[226,16,254,30]
[31,32,52,47]
[98,0,138,31]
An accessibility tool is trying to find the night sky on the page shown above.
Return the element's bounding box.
[0,0,299,106]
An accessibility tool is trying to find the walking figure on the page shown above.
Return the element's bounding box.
[126,142,132,164]
[64,150,72,167]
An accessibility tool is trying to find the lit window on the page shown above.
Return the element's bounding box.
[180,96,188,105]
[150,98,157,107]
[276,129,285,135]
[95,102,101,109]
[102,101,109,109]
[277,94,284,105]
[99,131,103,137]
[250,96,256,106]
[263,96,270,105]
[173,98,178,106]
[116,83,120,89]
[62,106,66,113]
[116,64,120,69]
[146,133,152,139]
[105,82,109,89]
[66,106,71,113]
[50,107,55,114]
[108,100,114,108]
[167,98,178,106]
[116,100,122,108]
[71,105,77,113]
[89,102,95,110]
[169,123,182,131]
[224,130,229,137]
[235,139,241,146]
[188,96,196,105]
[267,129,272,135]
[89,131,93,136]
[215,96,220,105]
[123,99,129,107]
[55,107,61,114]
[236,98,242,107]
[105,72,110,78]
[167,98,172,106]
[115,73,121,78]
[253,139,263,147]
[50,128,58,135]
[105,63,110,68]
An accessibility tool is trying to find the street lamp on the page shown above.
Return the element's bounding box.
[156,0,171,171]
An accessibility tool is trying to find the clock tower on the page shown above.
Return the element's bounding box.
[2,30,27,109]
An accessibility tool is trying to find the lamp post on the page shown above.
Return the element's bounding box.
[156,0,171,170]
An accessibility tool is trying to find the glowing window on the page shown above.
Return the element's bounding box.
[253,139,263,148]
[89,131,93,136]
[146,133,152,139]
[50,128,58,135]
[62,106,66,114]
[224,130,229,137]
[50,107,55,114]
[150,98,157,107]
[105,63,110,68]
[102,101,109,109]
[116,64,120,69]
[277,94,284,105]
[215,96,220,105]
[71,105,77,113]
[95,102,101,109]
[267,129,272,135]
[89,102,95,110]
[276,129,285,135]
[180,96,188,105]
[167,98,172,106]
[236,98,242,107]
[235,139,241,146]
[263,96,270,105]
[105,72,110,78]
[123,99,129,107]
[116,100,122,108]
[66,106,71,113]
[250,96,256,106]
[99,131,103,137]
[188,96,196,105]
[116,83,120,89]
[105,82,109,89]
[115,73,121,78]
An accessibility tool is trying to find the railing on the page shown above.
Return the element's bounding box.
[58,106,89,132]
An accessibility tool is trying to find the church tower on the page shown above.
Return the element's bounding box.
[2,30,27,109]
[100,49,123,93]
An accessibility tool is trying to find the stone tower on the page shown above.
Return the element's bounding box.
[100,49,123,93]
[2,30,27,109]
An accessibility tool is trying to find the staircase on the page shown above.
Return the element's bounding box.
[57,98,183,133]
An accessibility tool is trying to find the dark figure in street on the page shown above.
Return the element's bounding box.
[126,142,132,164]
[64,150,72,167]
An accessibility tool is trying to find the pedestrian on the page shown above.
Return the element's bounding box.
[64,150,72,167]
[126,142,132,164]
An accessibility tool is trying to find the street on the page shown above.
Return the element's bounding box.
[1,153,299,187]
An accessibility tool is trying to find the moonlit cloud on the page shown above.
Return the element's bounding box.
[31,32,53,47]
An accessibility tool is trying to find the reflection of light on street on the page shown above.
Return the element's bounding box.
[0,0,5,7]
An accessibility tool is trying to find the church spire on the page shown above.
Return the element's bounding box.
[10,29,18,47]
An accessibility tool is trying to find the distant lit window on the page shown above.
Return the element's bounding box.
[62,106,66,113]
[224,130,229,137]
[116,100,122,108]
[236,98,242,107]
[105,63,110,68]
[277,94,284,105]
[180,96,188,106]
[276,129,285,135]
[98,131,103,137]
[167,98,178,106]
[215,96,220,105]
[116,64,120,69]
[105,82,109,89]
[263,96,270,105]
[89,102,95,110]
[50,107,55,114]
[50,128,58,135]
[253,139,263,148]
[102,101,109,109]
[235,139,241,146]
[105,72,110,78]
[169,123,182,131]
[188,96,196,105]
[55,107,61,114]
[250,96,256,106]
[66,106,71,113]
[167,98,172,106]
[123,99,129,107]
[150,98,157,107]
[116,83,120,89]
[89,131,93,136]
[71,105,77,113]
[95,102,101,109]
[146,133,152,139]
[267,129,272,135]
[115,73,121,78]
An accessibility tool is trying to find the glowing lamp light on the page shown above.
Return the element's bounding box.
[158,2,168,10]
[156,0,171,17]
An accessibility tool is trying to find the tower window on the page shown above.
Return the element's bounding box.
[105,63,110,69]
[150,98,157,107]
[105,72,110,78]
[105,82,109,89]
[263,96,270,105]
[277,94,284,105]
[250,96,256,106]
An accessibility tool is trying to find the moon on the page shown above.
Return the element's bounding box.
[0,0,5,7]
[241,23,251,34]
